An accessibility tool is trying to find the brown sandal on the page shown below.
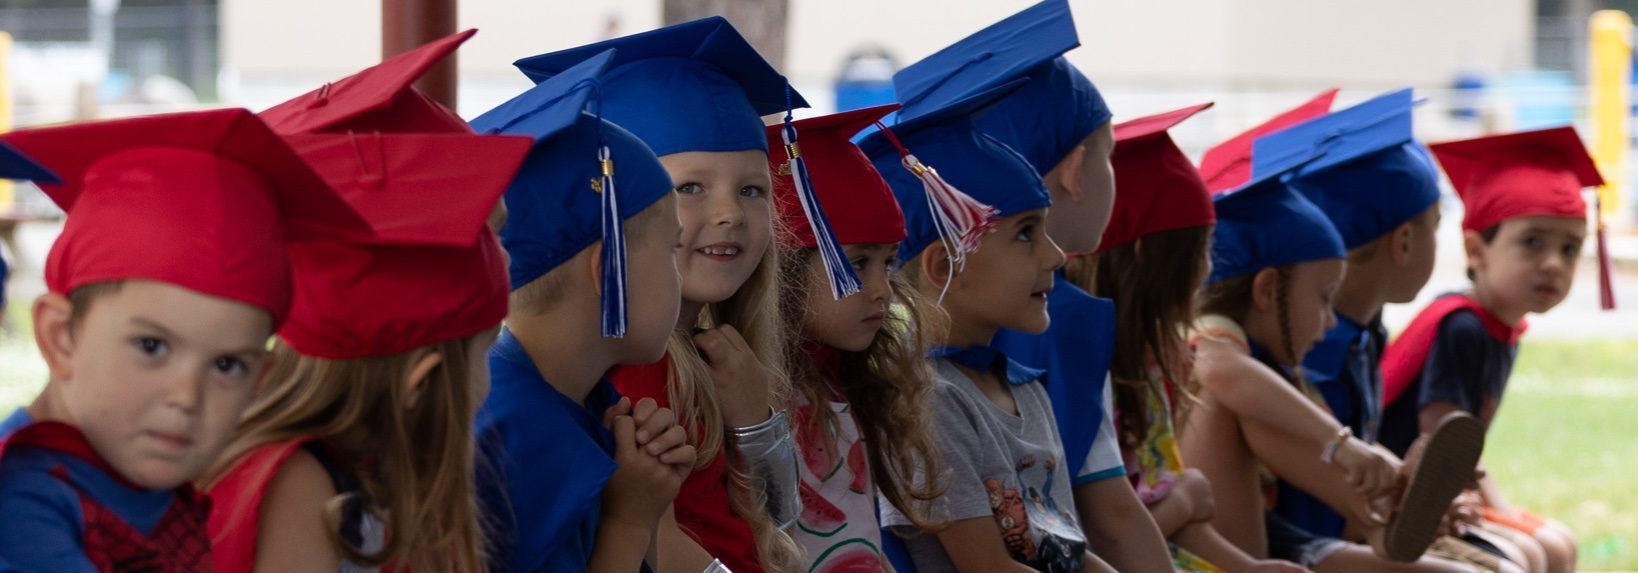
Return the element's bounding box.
[1380,411,1486,562]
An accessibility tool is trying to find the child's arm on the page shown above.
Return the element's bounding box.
[591,412,694,573]
[0,469,103,572]
[623,399,716,573]
[251,450,344,573]
[651,505,718,573]
[1172,522,1310,573]
[937,517,1063,573]
[1073,477,1173,573]
[1141,467,1214,536]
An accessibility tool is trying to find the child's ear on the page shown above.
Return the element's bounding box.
[403,351,444,408]
[1050,145,1087,201]
[1462,229,1489,276]
[1250,267,1281,312]
[1391,221,1417,265]
[917,247,955,294]
[32,293,77,381]
[583,241,604,298]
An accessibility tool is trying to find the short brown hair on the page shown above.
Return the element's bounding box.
[510,193,676,315]
[67,281,126,333]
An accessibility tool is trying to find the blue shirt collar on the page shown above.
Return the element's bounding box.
[929,344,1046,385]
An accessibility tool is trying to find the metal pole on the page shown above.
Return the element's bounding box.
[382,0,457,110]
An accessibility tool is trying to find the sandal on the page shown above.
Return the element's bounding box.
[1379,411,1486,562]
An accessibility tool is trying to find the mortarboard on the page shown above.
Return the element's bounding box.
[473,49,676,336]
[261,29,476,135]
[1100,102,1217,253]
[1200,88,1339,193]
[1208,148,1347,284]
[1255,88,1442,250]
[513,17,806,157]
[2,109,370,326]
[894,0,1109,176]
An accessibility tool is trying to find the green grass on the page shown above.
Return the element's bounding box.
[0,300,1633,569]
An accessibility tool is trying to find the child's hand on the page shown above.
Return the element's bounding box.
[601,413,687,529]
[629,398,698,477]
[1173,468,1216,523]
[1241,559,1310,573]
[693,324,774,428]
[1333,437,1400,509]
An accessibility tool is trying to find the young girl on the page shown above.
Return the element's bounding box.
[1073,102,1305,573]
[514,18,811,572]
[769,105,946,572]
[202,127,532,571]
[1178,163,1486,573]
[860,83,1113,573]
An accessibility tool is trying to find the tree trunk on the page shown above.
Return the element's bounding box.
[662,0,788,69]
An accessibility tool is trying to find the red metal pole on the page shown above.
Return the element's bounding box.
[382,0,457,109]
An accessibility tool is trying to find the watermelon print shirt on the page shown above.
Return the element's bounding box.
[792,392,887,573]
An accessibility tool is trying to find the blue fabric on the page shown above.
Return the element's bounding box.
[476,329,623,573]
[892,0,1108,175]
[472,50,675,291]
[857,82,1051,263]
[1276,313,1372,538]
[1256,89,1442,249]
[0,141,58,184]
[0,409,30,435]
[1207,175,1346,284]
[513,17,806,157]
[992,273,1115,483]
[927,344,1046,386]
[0,422,177,572]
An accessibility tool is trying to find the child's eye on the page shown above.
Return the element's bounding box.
[1016,225,1034,242]
[1562,242,1581,258]
[1522,235,1545,249]
[213,357,248,378]
[674,183,704,195]
[885,257,900,270]
[739,186,765,198]
[849,257,868,271]
[133,337,169,357]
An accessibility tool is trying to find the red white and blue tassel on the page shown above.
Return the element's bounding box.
[781,94,861,299]
[872,120,999,276]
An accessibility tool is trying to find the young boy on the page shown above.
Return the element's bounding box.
[860,78,1115,573]
[468,51,699,573]
[1254,89,1508,571]
[1382,126,1603,573]
[0,108,368,571]
[1199,88,1339,193]
[889,2,1172,569]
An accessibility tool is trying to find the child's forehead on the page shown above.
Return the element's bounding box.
[83,280,273,343]
[1498,215,1588,239]
[659,149,770,183]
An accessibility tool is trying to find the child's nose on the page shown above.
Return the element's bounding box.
[163,370,207,415]
[710,193,746,227]
[1041,236,1067,271]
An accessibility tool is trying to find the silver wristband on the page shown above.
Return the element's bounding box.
[701,559,733,573]
[729,408,801,529]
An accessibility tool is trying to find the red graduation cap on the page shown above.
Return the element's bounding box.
[1198,88,1339,193]
[259,29,476,135]
[274,132,532,358]
[1429,126,1613,310]
[1,109,370,326]
[767,104,907,249]
[1100,102,1216,253]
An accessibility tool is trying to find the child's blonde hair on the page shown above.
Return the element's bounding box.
[778,248,948,530]
[204,335,487,573]
[667,242,805,572]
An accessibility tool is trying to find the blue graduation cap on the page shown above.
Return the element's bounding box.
[1208,155,1347,284]
[1252,88,1442,249]
[0,141,58,184]
[894,0,1109,176]
[859,80,1049,264]
[472,49,674,337]
[513,16,807,157]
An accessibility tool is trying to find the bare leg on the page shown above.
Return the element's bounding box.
[1314,545,1510,573]
[1178,393,1267,558]
[1530,523,1576,573]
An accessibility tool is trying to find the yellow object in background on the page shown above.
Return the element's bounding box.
[1589,10,1630,221]
[0,32,12,216]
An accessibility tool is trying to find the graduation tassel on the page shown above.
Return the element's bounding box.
[872,120,998,272]
[597,143,628,337]
[781,90,861,299]
[1596,190,1617,311]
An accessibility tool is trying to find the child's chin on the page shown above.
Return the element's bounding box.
[1003,314,1051,336]
[120,462,195,491]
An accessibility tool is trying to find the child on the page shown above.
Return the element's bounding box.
[1198,89,1339,193]
[201,31,532,573]
[0,108,368,571]
[891,2,1172,568]
[1084,101,1305,573]
[769,104,946,572]
[1382,126,1605,573]
[859,81,1112,573]
[1179,147,1485,572]
[468,50,698,573]
[515,18,809,573]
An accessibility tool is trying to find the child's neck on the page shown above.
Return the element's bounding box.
[1469,280,1528,327]
[677,299,705,331]
[510,317,617,404]
[1333,272,1387,326]
[940,315,997,350]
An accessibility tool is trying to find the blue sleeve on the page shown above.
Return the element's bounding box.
[0,467,99,572]
[1417,311,1488,413]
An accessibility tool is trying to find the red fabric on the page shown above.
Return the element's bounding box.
[259,29,475,136]
[609,354,766,573]
[273,132,528,358]
[769,105,907,248]
[1,109,370,328]
[1,422,211,573]
[1100,102,1217,252]
[205,437,320,573]
[1198,88,1338,193]
[1381,293,1528,407]
[1426,126,1599,232]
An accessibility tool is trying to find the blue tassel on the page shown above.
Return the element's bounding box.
[781,83,861,300]
[597,143,628,338]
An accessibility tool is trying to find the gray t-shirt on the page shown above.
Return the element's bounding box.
[881,358,1087,573]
